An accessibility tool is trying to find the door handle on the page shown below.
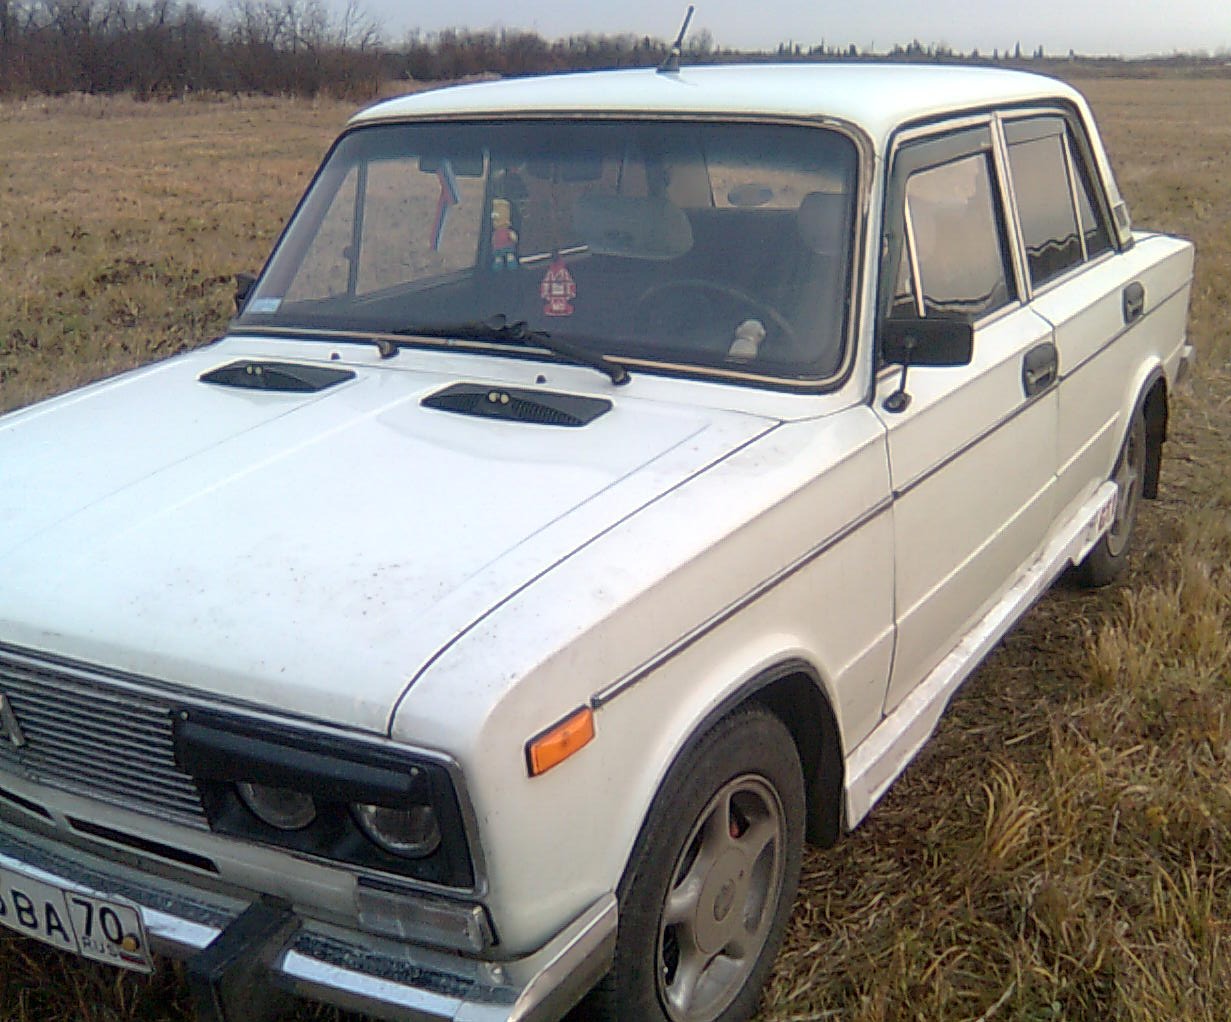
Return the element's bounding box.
[1022,342,1058,397]
[1123,281,1145,324]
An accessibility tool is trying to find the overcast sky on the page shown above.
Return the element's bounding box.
[349,0,1231,57]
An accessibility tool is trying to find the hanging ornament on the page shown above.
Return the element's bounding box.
[540,257,577,317]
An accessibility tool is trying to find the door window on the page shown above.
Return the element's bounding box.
[888,142,1014,322]
[1004,115,1114,289]
[1005,124,1083,286]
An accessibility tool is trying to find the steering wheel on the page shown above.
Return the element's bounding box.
[633,278,801,357]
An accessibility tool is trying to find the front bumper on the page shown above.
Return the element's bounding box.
[0,824,616,1022]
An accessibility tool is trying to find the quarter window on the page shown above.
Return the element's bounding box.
[1070,130,1113,259]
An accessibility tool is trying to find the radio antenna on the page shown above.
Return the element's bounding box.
[658,5,696,74]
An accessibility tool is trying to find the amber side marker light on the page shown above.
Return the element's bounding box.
[526,706,595,776]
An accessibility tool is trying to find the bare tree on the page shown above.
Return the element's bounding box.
[0,0,11,90]
[334,0,377,50]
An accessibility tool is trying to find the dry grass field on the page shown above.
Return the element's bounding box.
[1,76,1230,1022]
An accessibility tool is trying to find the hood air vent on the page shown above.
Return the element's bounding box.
[422,383,612,427]
[200,360,355,393]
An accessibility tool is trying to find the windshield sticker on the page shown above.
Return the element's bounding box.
[430,159,461,252]
[540,257,576,317]
[247,297,282,315]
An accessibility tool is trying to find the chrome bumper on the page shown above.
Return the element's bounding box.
[0,825,616,1022]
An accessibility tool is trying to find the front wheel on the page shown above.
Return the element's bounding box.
[585,706,805,1022]
[1072,399,1147,587]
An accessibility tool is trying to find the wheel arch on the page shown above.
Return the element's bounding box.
[1140,370,1168,499]
[744,662,844,847]
[637,657,845,856]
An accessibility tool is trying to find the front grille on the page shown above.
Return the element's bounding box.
[0,649,208,829]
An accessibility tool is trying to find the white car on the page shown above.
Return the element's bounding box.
[0,63,1194,1022]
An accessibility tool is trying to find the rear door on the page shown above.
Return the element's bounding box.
[1000,111,1193,524]
[874,122,1058,713]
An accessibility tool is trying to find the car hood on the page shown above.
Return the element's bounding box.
[0,341,776,733]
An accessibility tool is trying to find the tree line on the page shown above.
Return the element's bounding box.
[0,3,707,98]
[0,1,727,98]
[0,0,382,97]
[2,3,1228,101]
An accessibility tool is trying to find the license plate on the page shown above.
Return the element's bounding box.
[0,865,153,973]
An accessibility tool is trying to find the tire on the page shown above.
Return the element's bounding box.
[584,706,805,1022]
[1071,398,1148,587]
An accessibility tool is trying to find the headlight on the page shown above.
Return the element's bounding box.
[237,782,317,830]
[173,708,476,889]
[352,803,441,857]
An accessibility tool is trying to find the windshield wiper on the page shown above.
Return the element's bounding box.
[393,316,629,386]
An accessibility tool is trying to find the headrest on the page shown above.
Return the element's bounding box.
[796,191,849,256]
[574,195,694,261]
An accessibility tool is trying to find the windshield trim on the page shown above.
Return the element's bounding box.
[233,113,873,396]
[231,324,835,393]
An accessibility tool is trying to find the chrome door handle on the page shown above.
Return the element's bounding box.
[1123,281,1145,323]
[1022,342,1058,397]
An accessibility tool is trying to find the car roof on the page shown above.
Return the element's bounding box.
[351,63,1084,150]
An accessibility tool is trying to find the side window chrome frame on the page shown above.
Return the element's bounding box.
[901,191,927,319]
[988,113,1032,307]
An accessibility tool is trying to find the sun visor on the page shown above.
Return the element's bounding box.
[574,195,693,260]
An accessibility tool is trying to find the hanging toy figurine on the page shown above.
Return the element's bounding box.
[490,199,519,271]
[537,167,576,316]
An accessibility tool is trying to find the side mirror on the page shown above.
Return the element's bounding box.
[878,318,974,413]
[234,273,257,315]
[880,317,974,367]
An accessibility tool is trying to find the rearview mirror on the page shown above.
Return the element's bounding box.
[880,318,974,367]
[526,157,604,182]
[418,154,485,178]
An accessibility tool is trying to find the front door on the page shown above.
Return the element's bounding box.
[874,122,1059,713]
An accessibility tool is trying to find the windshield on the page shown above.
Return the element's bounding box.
[238,119,860,383]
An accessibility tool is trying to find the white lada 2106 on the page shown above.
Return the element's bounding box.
[0,63,1194,1022]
